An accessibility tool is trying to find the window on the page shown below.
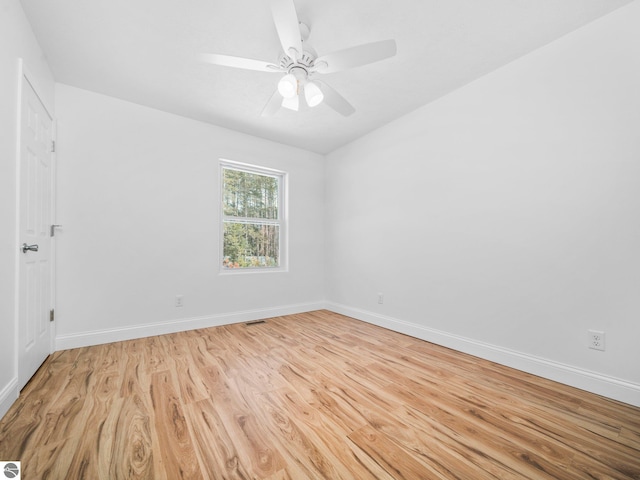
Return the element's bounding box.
[220,161,286,271]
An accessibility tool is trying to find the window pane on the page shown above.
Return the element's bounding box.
[223,168,278,219]
[223,222,279,268]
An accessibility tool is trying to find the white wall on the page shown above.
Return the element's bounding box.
[325,1,640,406]
[54,84,325,348]
[0,0,55,418]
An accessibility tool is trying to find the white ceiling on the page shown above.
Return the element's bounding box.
[21,0,632,154]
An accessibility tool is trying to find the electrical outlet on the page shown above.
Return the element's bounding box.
[175,295,184,307]
[588,330,605,351]
[378,293,384,304]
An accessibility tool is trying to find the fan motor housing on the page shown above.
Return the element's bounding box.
[279,49,316,73]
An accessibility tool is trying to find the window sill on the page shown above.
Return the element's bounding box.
[219,266,288,275]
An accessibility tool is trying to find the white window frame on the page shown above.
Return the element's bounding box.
[219,159,288,274]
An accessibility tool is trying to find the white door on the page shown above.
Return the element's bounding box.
[17,73,54,391]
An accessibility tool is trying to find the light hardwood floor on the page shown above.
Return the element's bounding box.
[1,310,639,479]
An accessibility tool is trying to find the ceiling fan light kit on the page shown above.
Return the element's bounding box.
[304,81,324,107]
[277,73,298,98]
[201,0,397,116]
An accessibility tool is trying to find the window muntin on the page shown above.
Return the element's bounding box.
[221,162,285,271]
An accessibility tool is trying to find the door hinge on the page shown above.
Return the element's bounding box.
[50,309,55,322]
[50,224,62,237]
[51,140,56,153]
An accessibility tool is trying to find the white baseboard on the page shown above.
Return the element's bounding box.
[55,301,326,351]
[326,302,640,408]
[0,377,19,421]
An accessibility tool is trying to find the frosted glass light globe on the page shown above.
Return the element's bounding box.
[278,74,297,99]
[304,81,324,107]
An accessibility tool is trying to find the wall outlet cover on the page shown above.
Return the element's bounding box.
[588,330,605,351]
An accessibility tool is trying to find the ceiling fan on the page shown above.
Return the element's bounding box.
[200,0,397,117]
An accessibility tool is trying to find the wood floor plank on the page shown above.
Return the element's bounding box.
[248,388,350,479]
[184,398,254,479]
[0,349,80,461]
[390,404,529,480]
[23,346,102,478]
[119,339,151,398]
[348,424,447,479]
[250,387,394,479]
[1,310,639,479]
[101,395,159,480]
[64,369,122,479]
[205,370,288,477]
[150,371,203,480]
[161,332,210,405]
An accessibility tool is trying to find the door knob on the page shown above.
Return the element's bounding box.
[22,243,39,253]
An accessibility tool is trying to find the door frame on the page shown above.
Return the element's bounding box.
[14,58,57,389]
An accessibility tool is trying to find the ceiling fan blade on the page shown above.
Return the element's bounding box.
[314,39,397,74]
[261,90,282,117]
[316,81,355,116]
[269,0,303,58]
[199,53,282,72]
